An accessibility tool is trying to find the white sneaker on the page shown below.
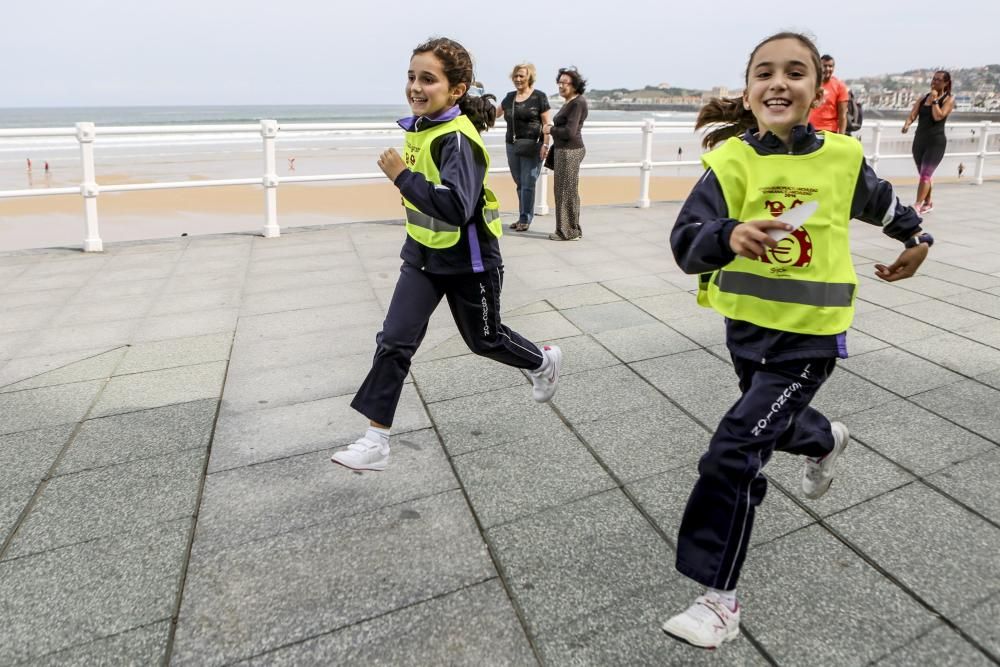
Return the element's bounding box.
[331,436,389,471]
[528,345,562,402]
[802,421,849,499]
[662,593,741,649]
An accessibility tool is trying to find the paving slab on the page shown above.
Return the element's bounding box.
[28,620,172,667]
[631,349,741,428]
[827,482,1000,618]
[115,332,232,375]
[453,429,615,528]
[911,379,1000,442]
[0,380,104,436]
[739,524,940,666]
[551,364,668,425]
[222,353,372,413]
[0,348,125,393]
[194,429,455,554]
[171,490,494,667]
[593,321,701,363]
[846,399,995,476]
[411,352,530,403]
[926,449,1000,524]
[486,490,675,638]
[839,346,964,396]
[873,623,995,666]
[207,385,430,472]
[239,580,536,666]
[0,518,190,665]
[57,399,216,474]
[954,594,1000,659]
[5,448,205,559]
[428,383,570,457]
[90,360,227,418]
[902,331,1000,377]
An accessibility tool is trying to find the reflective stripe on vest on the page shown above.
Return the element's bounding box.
[405,208,461,234]
[698,133,864,335]
[714,270,855,307]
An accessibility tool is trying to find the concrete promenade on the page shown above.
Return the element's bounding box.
[1,182,999,665]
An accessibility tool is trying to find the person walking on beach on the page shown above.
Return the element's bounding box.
[497,63,552,232]
[661,31,932,650]
[26,158,31,172]
[330,37,563,472]
[44,161,50,174]
[543,67,588,241]
[902,70,954,214]
[807,54,849,134]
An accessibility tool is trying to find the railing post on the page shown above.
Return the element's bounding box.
[974,120,991,185]
[261,119,280,238]
[637,118,654,208]
[76,122,102,252]
[870,121,882,175]
[534,167,549,216]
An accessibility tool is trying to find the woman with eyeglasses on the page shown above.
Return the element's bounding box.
[542,67,588,241]
[496,63,552,232]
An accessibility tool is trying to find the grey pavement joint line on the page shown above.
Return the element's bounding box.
[0,346,126,392]
[767,476,1000,665]
[0,345,137,560]
[237,576,504,664]
[161,238,251,665]
[408,375,546,666]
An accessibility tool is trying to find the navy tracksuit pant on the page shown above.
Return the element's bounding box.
[676,355,838,590]
[351,262,544,427]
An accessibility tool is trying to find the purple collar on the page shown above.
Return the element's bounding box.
[397,105,461,131]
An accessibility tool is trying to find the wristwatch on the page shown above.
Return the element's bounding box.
[904,232,934,249]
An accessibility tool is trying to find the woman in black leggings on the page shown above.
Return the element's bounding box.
[902,70,955,214]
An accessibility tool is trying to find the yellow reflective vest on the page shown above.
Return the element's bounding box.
[402,115,502,248]
[697,133,864,335]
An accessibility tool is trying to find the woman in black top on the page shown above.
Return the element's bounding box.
[497,63,551,232]
[902,70,954,214]
[543,67,588,241]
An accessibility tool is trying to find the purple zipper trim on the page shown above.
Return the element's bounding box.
[467,222,484,273]
[836,331,848,358]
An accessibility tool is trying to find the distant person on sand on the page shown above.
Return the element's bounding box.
[902,70,954,214]
[958,162,965,178]
[807,54,848,134]
[287,157,296,171]
[329,37,562,472]
[26,158,32,172]
[44,161,50,174]
[677,146,683,160]
[661,31,930,650]
[497,63,551,232]
[542,66,588,241]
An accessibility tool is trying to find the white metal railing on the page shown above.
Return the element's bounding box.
[1,119,997,251]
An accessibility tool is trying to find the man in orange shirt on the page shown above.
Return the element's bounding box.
[809,55,849,133]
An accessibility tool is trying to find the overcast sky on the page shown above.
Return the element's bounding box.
[3,0,996,107]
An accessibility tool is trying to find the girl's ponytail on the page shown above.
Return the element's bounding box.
[696,96,756,149]
[458,85,497,133]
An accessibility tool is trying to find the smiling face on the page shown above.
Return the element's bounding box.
[512,68,530,92]
[406,51,465,117]
[557,74,575,99]
[743,38,823,144]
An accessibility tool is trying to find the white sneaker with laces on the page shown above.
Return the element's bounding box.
[802,421,849,499]
[662,593,740,649]
[528,345,562,402]
[331,436,389,471]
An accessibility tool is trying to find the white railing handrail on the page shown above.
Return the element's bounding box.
[1,118,996,251]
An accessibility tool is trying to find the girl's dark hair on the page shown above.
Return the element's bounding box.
[696,31,822,149]
[412,37,496,132]
[557,67,587,94]
[935,70,952,96]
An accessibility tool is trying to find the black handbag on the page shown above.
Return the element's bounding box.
[544,145,555,170]
[511,96,539,157]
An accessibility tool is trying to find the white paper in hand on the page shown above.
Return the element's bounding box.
[767,200,819,242]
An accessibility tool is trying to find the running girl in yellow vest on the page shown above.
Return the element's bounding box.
[661,32,932,649]
[331,37,562,472]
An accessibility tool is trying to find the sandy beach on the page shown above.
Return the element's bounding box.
[0,174,710,251]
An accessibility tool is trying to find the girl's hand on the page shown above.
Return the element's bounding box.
[729,219,793,259]
[874,244,928,282]
[901,123,910,134]
[377,148,406,181]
